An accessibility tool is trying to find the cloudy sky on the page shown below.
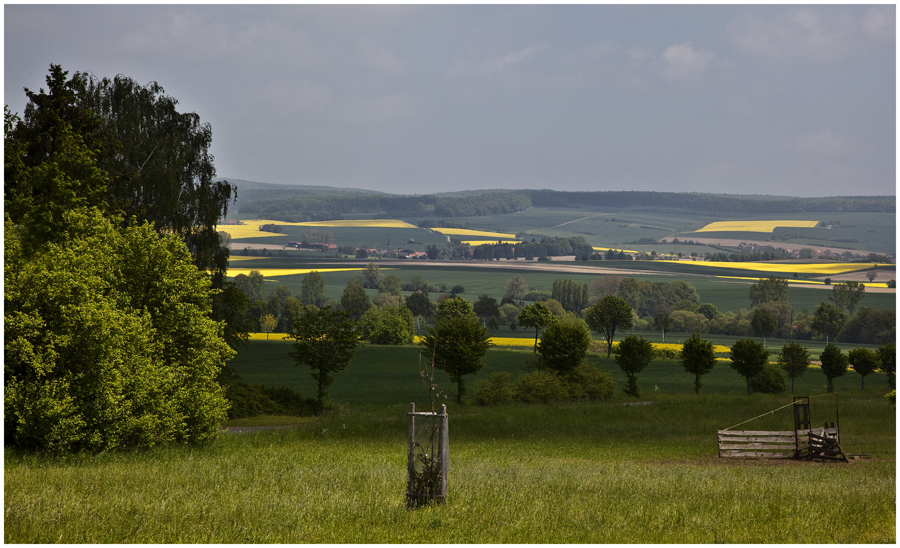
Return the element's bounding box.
[4,4,895,197]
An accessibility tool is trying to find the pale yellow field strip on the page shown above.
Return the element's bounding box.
[714,275,890,288]
[655,260,881,275]
[694,220,819,233]
[430,227,518,239]
[227,256,271,262]
[227,267,366,277]
[593,246,639,254]
[460,239,524,246]
[217,219,419,239]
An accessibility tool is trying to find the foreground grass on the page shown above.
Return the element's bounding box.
[5,392,894,543]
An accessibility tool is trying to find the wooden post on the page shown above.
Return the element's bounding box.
[407,403,415,500]
[438,403,448,501]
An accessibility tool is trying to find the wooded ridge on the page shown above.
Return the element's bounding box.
[229,179,895,222]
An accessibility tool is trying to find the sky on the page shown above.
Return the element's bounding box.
[4,4,896,197]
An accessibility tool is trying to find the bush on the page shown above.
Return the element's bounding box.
[563,364,616,400]
[749,363,786,394]
[513,370,568,403]
[473,372,514,406]
[218,368,317,419]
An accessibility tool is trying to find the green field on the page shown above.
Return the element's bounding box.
[6,341,894,543]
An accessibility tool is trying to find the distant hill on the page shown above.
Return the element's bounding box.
[218,178,895,222]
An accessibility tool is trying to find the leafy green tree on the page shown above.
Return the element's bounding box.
[5,210,234,453]
[697,303,719,321]
[877,343,895,389]
[848,347,881,390]
[819,344,849,393]
[259,313,278,340]
[361,262,382,289]
[840,307,895,345]
[504,274,528,301]
[538,317,592,376]
[585,295,634,358]
[778,343,810,393]
[750,306,778,347]
[405,291,433,333]
[289,306,360,413]
[300,270,327,307]
[810,302,847,344]
[749,277,790,307]
[234,270,265,302]
[681,333,717,394]
[378,274,403,296]
[615,334,654,398]
[730,338,769,395]
[653,307,673,343]
[421,299,492,404]
[518,302,556,353]
[425,243,440,260]
[473,294,500,327]
[551,279,589,313]
[340,278,371,319]
[359,305,415,345]
[830,281,866,315]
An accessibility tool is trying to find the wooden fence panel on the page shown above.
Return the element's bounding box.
[717,430,797,459]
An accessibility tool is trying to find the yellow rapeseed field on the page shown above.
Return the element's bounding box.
[228,267,369,278]
[217,219,418,239]
[655,260,878,275]
[430,227,518,239]
[694,220,819,233]
[460,239,523,246]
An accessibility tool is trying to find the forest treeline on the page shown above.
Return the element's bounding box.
[238,189,532,221]
[236,184,895,221]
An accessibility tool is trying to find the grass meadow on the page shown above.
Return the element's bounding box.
[6,341,895,543]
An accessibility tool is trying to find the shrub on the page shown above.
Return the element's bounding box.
[563,364,615,400]
[513,370,568,403]
[749,363,786,394]
[218,368,317,419]
[473,372,514,406]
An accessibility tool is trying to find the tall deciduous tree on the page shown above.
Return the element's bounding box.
[778,343,810,393]
[615,334,654,398]
[810,302,847,344]
[7,65,247,349]
[518,302,556,353]
[585,295,634,358]
[877,343,895,389]
[5,210,234,453]
[848,347,880,390]
[831,281,866,315]
[819,344,849,393]
[538,317,592,376]
[421,298,492,403]
[340,278,371,319]
[289,306,360,413]
[473,294,500,327]
[681,333,717,394]
[749,277,790,307]
[730,338,769,395]
[504,274,528,301]
[300,270,327,307]
[750,306,778,347]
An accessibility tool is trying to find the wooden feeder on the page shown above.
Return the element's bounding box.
[717,393,848,462]
[406,402,448,506]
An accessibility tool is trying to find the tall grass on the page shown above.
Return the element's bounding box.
[5,393,894,543]
[6,343,894,543]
